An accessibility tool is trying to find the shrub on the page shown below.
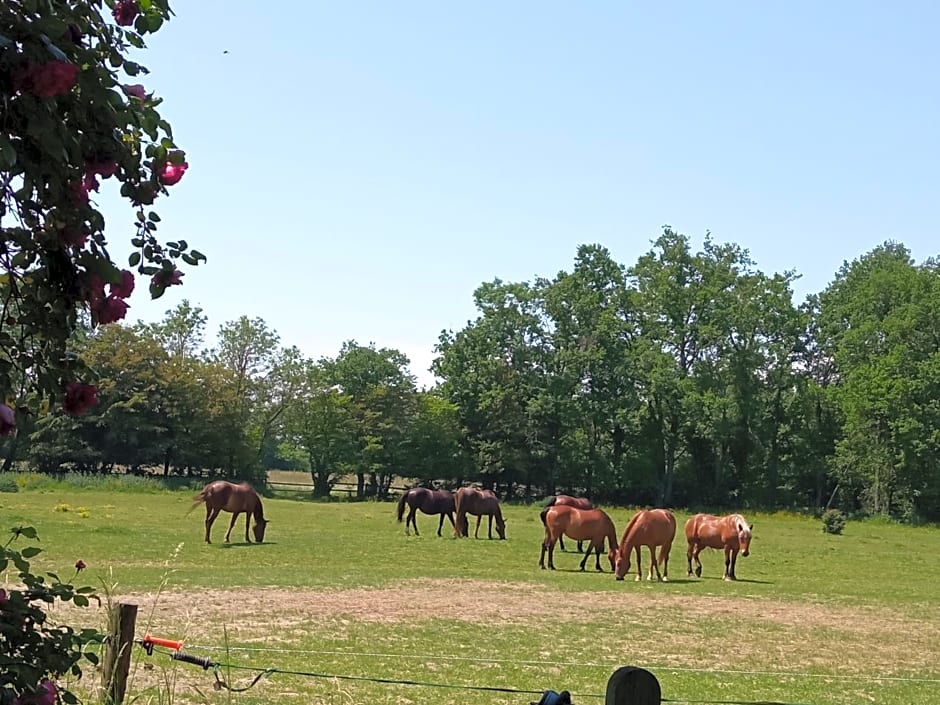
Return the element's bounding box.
[0,526,102,704]
[821,508,846,535]
[0,474,18,493]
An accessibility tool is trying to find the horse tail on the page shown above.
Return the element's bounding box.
[539,506,550,526]
[185,488,208,517]
[396,490,409,522]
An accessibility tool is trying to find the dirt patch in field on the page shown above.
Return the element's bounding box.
[88,578,938,671]
[47,578,937,704]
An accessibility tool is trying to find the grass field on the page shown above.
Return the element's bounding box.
[1,478,939,705]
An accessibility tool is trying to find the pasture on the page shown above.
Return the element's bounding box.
[1,482,939,705]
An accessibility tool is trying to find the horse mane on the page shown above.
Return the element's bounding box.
[731,514,751,534]
[251,493,266,522]
[621,509,643,543]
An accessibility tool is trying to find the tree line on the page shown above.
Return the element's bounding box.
[4,230,939,521]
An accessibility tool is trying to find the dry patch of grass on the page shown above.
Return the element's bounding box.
[68,578,939,680]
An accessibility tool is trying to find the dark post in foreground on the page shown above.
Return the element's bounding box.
[605,666,661,705]
[101,602,138,705]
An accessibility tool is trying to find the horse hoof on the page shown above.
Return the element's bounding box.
[635,576,642,582]
[662,577,669,582]
[695,568,702,578]
[615,576,624,582]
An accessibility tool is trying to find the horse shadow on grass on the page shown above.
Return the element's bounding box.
[217,541,277,549]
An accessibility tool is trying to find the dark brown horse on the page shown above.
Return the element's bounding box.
[540,504,617,572]
[545,494,593,552]
[454,487,506,539]
[396,487,455,537]
[685,513,753,581]
[614,508,676,582]
[189,481,268,544]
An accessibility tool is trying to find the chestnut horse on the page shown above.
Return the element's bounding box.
[454,487,506,539]
[614,508,676,582]
[396,487,455,537]
[685,513,753,581]
[189,481,268,544]
[545,495,593,552]
[539,504,618,572]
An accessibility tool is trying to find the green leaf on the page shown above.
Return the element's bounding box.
[16,526,38,539]
[129,252,141,267]
[190,250,207,262]
[73,594,89,607]
[0,135,16,170]
[21,547,41,558]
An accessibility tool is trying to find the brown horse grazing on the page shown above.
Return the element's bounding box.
[454,487,506,539]
[614,508,676,582]
[539,504,618,572]
[396,487,455,537]
[545,495,593,552]
[685,513,753,581]
[189,481,268,544]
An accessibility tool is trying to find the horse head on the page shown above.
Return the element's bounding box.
[607,545,618,572]
[613,548,630,581]
[253,518,268,543]
[736,518,752,557]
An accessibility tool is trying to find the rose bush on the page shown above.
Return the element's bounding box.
[0,526,101,705]
[0,0,204,432]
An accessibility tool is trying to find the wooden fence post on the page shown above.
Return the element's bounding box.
[100,602,138,705]
[605,666,661,705]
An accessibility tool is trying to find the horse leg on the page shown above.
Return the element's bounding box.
[692,544,703,578]
[726,547,739,581]
[244,511,252,543]
[436,512,445,537]
[224,511,240,543]
[444,511,455,537]
[577,540,584,554]
[648,546,662,581]
[578,541,590,571]
[487,515,493,540]
[474,515,482,539]
[687,540,695,577]
[634,546,643,581]
[595,542,604,572]
[660,543,671,582]
[204,507,220,544]
[559,534,567,551]
[409,507,419,536]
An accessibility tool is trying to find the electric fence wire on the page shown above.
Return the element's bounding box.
[181,643,940,685]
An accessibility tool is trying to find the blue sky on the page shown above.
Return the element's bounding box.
[99,1,940,387]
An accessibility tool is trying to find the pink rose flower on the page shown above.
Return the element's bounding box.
[93,296,129,325]
[59,225,90,248]
[111,270,135,298]
[122,83,147,100]
[113,0,140,26]
[14,61,80,98]
[63,383,98,416]
[159,160,188,186]
[152,268,184,290]
[0,404,16,437]
[13,679,57,705]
